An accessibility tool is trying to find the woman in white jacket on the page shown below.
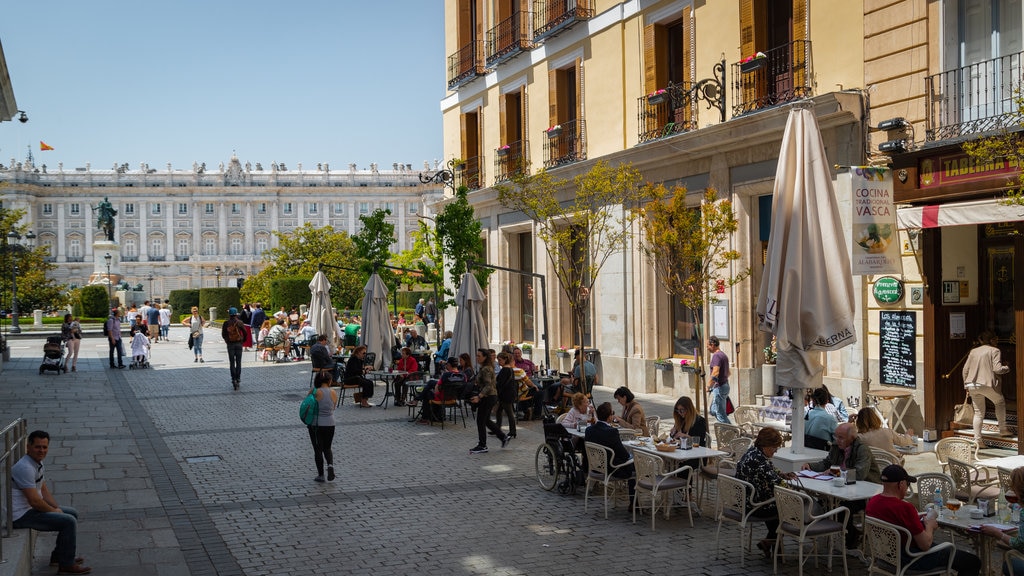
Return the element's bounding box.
[962,330,1011,441]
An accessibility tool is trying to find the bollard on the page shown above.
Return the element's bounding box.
[34,309,44,327]
[208,307,217,323]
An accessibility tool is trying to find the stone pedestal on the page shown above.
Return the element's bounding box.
[33,310,43,327]
[762,364,776,396]
[87,241,122,289]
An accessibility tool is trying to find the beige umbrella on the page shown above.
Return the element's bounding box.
[755,107,857,452]
[308,270,342,350]
[360,273,393,370]
[449,272,487,362]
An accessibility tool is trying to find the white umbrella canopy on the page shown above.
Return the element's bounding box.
[755,107,857,452]
[449,272,488,363]
[309,270,343,350]
[360,273,393,370]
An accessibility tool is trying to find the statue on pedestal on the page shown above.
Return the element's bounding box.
[94,197,117,241]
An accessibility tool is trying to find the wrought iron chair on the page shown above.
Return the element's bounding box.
[699,436,752,507]
[869,446,901,469]
[934,437,977,474]
[714,422,743,449]
[773,485,849,576]
[948,457,999,505]
[864,516,955,576]
[716,474,775,566]
[429,381,467,429]
[632,450,693,530]
[583,442,633,519]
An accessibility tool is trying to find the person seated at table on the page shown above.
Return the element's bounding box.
[982,467,1024,575]
[309,334,343,383]
[868,464,981,576]
[458,353,477,399]
[513,347,536,377]
[804,387,838,450]
[736,428,798,558]
[561,392,595,430]
[344,345,374,408]
[256,319,272,359]
[264,318,290,359]
[407,328,427,351]
[292,320,317,360]
[391,347,420,407]
[855,407,914,458]
[801,422,881,550]
[585,402,635,493]
[415,357,465,422]
[433,331,452,376]
[820,384,850,422]
[667,396,707,447]
[556,349,598,405]
[610,386,649,436]
[514,364,543,421]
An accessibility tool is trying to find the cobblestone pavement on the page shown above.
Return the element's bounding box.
[0,326,962,575]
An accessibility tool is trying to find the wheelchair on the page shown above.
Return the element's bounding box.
[534,408,585,495]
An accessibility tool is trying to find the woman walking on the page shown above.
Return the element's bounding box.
[61,313,82,372]
[182,306,205,363]
[963,330,1012,440]
[495,351,518,439]
[307,372,338,482]
[468,348,509,454]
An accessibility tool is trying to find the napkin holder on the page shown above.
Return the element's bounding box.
[845,469,856,484]
[977,498,996,517]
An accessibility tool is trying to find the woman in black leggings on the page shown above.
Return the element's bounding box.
[468,349,508,454]
[494,351,517,439]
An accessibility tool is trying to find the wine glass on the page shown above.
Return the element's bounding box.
[946,498,962,519]
[1006,490,1019,505]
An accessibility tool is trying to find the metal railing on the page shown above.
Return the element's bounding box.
[637,81,697,144]
[542,119,586,168]
[455,156,485,191]
[730,40,813,117]
[448,40,485,89]
[1,418,29,563]
[486,7,531,66]
[494,140,529,183]
[926,50,1024,141]
[533,0,594,42]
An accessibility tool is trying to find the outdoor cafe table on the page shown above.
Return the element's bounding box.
[629,442,728,517]
[933,508,1017,576]
[788,473,883,510]
[975,455,1024,471]
[367,370,408,408]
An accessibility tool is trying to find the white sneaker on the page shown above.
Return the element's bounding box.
[846,549,867,564]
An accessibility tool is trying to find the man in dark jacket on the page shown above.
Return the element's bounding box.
[249,303,267,333]
[309,334,341,383]
[585,402,634,480]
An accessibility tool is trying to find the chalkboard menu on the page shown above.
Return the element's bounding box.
[879,310,916,388]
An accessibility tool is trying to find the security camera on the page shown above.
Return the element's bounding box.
[17,111,27,123]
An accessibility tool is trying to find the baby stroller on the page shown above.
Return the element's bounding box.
[129,349,151,369]
[40,336,66,374]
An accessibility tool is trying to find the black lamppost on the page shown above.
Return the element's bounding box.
[214,266,222,287]
[147,274,154,300]
[6,230,36,334]
[104,252,113,304]
[236,270,245,289]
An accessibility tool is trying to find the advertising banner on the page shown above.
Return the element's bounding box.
[850,167,902,275]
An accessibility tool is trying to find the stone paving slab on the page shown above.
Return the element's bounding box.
[0,326,972,575]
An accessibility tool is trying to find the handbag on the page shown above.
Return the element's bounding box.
[953,392,974,426]
[187,333,194,350]
[726,396,735,415]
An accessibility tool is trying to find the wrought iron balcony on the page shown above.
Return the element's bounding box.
[486,8,531,66]
[533,0,594,43]
[637,82,697,144]
[455,156,485,191]
[175,255,190,261]
[66,256,84,263]
[926,50,1024,141]
[121,256,139,262]
[730,40,813,117]
[543,119,586,168]
[494,140,529,184]
[447,40,485,90]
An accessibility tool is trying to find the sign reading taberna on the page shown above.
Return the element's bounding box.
[873,276,904,304]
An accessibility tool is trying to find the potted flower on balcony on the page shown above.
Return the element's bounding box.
[555,345,570,358]
[740,52,767,73]
[678,358,698,374]
[647,88,668,105]
[762,336,777,396]
[654,358,674,371]
[546,124,562,139]
[520,343,533,358]
[497,144,511,157]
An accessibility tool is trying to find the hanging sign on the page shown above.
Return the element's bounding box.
[850,167,902,275]
[872,276,904,304]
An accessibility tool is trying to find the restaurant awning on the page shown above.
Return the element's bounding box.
[896,198,1024,229]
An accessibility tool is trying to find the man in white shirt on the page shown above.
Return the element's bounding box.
[11,430,90,574]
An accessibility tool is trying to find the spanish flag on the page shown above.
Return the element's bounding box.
[39,141,54,151]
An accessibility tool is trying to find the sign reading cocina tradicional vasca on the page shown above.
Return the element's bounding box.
[850,167,902,275]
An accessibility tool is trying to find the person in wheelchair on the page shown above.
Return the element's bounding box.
[560,392,595,431]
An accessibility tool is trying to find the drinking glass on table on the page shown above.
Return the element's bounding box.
[945,498,962,519]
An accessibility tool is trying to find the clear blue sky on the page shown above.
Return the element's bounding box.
[0,1,444,171]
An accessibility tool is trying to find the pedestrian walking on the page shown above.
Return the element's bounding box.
[963,330,1012,440]
[61,314,82,372]
[468,348,509,454]
[222,308,247,390]
[706,336,731,424]
[158,304,171,341]
[106,308,125,369]
[183,307,205,363]
[308,372,338,482]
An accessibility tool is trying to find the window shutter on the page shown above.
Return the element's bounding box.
[475,0,486,74]
[792,0,808,89]
[680,6,694,128]
[643,23,658,95]
[460,113,469,160]
[548,67,560,129]
[739,0,757,58]
[500,93,509,145]
[575,57,584,122]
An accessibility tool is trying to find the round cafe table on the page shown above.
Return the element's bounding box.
[368,370,408,408]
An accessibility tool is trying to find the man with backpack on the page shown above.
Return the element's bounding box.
[222,308,247,390]
[105,308,125,369]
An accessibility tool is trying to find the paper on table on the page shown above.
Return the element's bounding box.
[971,523,1017,532]
[797,469,835,481]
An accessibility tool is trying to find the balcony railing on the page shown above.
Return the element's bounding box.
[533,0,594,43]
[455,156,485,191]
[494,140,529,184]
[926,50,1024,141]
[486,8,531,66]
[730,40,813,117]
[121,255,139,262]
[637,81,697,144]
[543,119,586,168]
[175,255,190,261]
[447,40,485,89]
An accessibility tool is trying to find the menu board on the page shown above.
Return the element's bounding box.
[879,311,916,388]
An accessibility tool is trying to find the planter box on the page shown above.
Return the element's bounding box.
[762,364,776,396]
[647,93,668,105]
[679,365,698,374]
[546,128,562,139]
[655,362,674,372]
[740,58,766,73]
[497,147,510,156]
[556,351,570,358]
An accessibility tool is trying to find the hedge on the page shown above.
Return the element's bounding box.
[80,285,111,318]
[269,277,311,312]
[168,290,200,317]
[199,287,241,320]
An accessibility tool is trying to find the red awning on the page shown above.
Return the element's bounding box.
[896,198,1024,229]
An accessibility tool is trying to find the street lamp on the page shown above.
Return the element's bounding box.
[6,229,36,334]
[236,270,245,289]
[214,266,222,287]
[104,252,113,304]
[146,274,154,300]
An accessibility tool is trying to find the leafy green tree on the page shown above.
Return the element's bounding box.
[392,218,446,300]
[960,92,1024,205]
[436,186,491,291]
[0,207,64,312]
[497,160,651,348]
[352,208,397,289]
[241,223,363,310]
[637,186,749,416]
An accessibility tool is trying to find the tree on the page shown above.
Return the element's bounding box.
[436,186,491,291]
[637,186,749,415]
[352,208,397,289]
[0,206,64,312]
[241,223,363,310]
[497,160,651,348]
[960,91,1024,205]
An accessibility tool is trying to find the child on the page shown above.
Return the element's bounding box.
[130,325,150,367]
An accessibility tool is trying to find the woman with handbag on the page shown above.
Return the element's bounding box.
[963,330,1011,441]
[61,313,83,372]
[182,307,206,363]
[307,372,338,482]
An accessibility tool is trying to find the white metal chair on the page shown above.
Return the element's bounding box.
[869,446,901,469]
[632,450,694,530]
[645,415,661,438]
[864,516,956,576]
[773,485,849,576]
[715,422,743,449]
[934,437,977,474]
[699,437,752,507]
[584,442,633,519]
[948,457,999,505]
[1004,549,1024,576]
[996,466,1013,495]
[716,474,775,566]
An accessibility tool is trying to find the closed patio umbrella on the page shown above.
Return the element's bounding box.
[360,273,393,370]
[755,107,857,454]
[449,272,488,363]
[309,270,343,350]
